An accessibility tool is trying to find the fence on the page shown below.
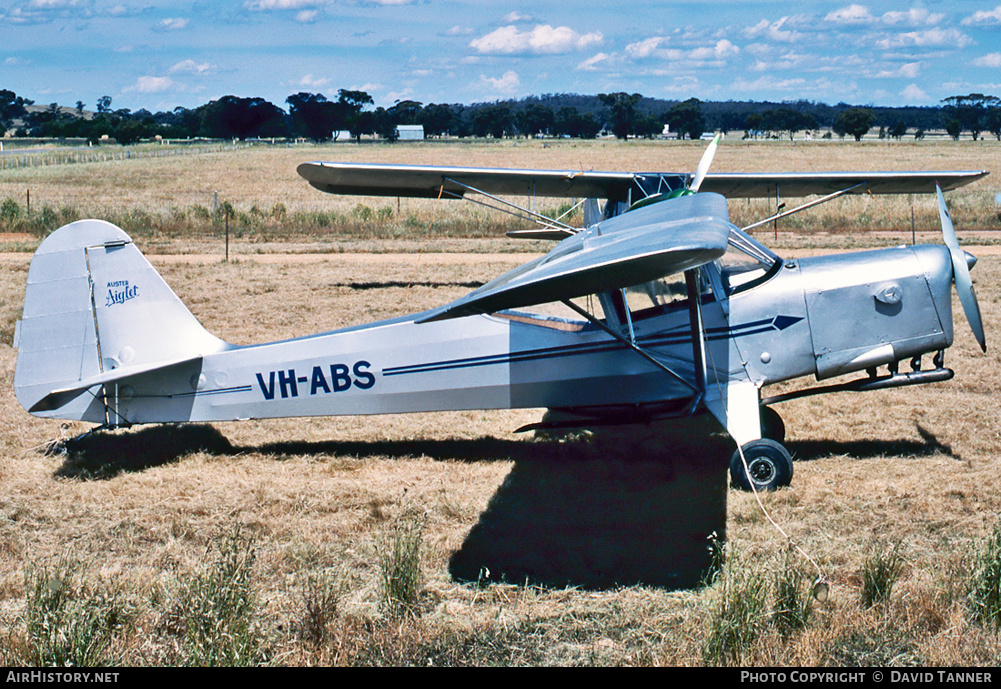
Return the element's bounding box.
[0,143,234,170]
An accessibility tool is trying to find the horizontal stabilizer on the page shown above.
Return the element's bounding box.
[420,192,733,322]
[28,355,202,413]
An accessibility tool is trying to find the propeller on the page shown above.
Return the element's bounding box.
[690,133,722,193]
[937,183,987,352]
[631,133,724,211]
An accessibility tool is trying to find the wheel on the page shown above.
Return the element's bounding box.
[759,406,785,444]
[730,438,793,491]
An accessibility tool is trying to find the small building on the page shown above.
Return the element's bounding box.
[396,125,425,141]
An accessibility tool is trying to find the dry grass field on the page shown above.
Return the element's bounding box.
[0,139,1000,666]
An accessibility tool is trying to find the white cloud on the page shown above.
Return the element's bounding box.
[825,4,875,25]
[3,0,90,23]
[875,62,921,79]
[881,9,943,26]
[296,10,318,22]
[169,59,216,75]
[245,0,325,9]
[124,76,175,93]
[875,28,973,50]
[962,6,1001,25]
[973,52,1001,68]
[899,84,928,102]
[744,17,804,42]
[469,25,603,55]
[626,36,739,64]
[577,52,612,71]
[479,70,520,93]
[157,17,189,31]
[626,37,665,59]
[296,73,330,88]
[689,39,739,61]
[502,12,531,23]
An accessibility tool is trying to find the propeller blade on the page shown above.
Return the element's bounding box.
[689,133,722,193]
[937,184,987,352]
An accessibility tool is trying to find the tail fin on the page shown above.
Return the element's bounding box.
[14,219,228,421]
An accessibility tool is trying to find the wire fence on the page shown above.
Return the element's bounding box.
[0,143,234,170]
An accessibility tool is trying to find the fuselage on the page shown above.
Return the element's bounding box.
[68,239,956,427]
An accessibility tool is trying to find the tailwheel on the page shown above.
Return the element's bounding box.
[759,405,785,444]
[730,438,793,491]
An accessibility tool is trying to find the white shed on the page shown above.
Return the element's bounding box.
[396,125,425,141]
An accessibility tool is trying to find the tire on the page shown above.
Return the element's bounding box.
[730,438,793,491]
[759,406,785,444]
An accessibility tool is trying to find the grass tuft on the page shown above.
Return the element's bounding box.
[701,542,770,666]
[174,525,267,666]
[772,550,814,637]
[968,519,1001,628]
[21,554,128,667]
[860,540,906,608]
[376,511,427,618]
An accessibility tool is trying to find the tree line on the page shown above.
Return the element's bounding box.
[2,88,1000,145]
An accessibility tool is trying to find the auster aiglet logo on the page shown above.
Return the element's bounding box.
[106,280,139,307]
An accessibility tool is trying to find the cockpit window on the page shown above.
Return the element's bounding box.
[719,228,781,294]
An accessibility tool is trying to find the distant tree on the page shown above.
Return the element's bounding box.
[763,107,816,140]
[388,100,423,125]
[986,107,1001,141]
[199,96,288,139]
[833,108,876,141]
[636,114,664,139]
[598,92,643,139]
[914,128,925,140]
[0,89,31,130]
[349,109,377,143]
[942,94,999,140]
[664,98,704,140]
[420,103,458,137]
[333,89,374,142]
[518,103,555,137]
[286,92,339,141]
[554,107,600,139]
[75,100,85,116]
[471,103,513,138]
[945,118,963,141]
[96,95,112,114]
[170,106,201,138]
[889,120,907,140]
[372,107,398,141]
[743,112,764,139]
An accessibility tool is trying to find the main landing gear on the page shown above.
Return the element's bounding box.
[729,406,793,492]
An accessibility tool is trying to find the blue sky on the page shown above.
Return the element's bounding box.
[3,1,1001,113]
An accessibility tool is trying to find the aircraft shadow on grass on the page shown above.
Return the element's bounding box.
[46,418,956,590]
[785,423,958,462]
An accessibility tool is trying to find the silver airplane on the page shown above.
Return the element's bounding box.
[12,140,987,491]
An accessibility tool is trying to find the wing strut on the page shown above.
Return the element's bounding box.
[740,182,867,232]
[439,177,578,234]
[560,297,702,399]
[685,269,708,396]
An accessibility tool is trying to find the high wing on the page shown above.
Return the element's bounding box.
[298,161,987,203]
[297,161,638,200]
[419,192,732,322]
